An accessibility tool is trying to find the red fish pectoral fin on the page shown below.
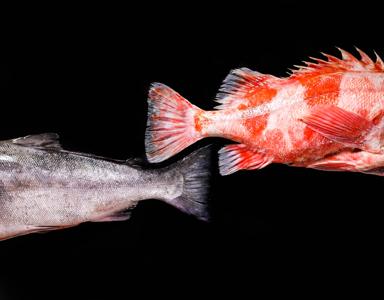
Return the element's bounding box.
[300,105,374,150]
[218,144,273,175]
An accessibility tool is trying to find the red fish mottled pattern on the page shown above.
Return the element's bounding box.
[145,48,384,175]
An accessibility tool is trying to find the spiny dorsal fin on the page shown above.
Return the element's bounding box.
[12,133,62,150]
[215,68,280,110]
[374,50,384,70]
[290,48,384,79]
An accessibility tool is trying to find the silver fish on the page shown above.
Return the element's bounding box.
[0,133,210,241]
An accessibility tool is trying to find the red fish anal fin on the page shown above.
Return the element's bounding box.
[218,144,273,175]
[301,105,377,151]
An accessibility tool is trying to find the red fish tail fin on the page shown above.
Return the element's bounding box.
[146,83,204,163]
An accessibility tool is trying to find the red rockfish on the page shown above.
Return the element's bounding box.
[145,48,384,175]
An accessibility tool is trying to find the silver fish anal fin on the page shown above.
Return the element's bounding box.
[92,210,133,222]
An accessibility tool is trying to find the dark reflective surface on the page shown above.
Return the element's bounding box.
[1,2,381,298]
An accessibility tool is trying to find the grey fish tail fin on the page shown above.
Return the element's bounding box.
[164,146,212,221]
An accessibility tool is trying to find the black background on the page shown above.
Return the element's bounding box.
[0,2,382,299]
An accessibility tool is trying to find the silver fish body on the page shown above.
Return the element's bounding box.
[0,133,210,240]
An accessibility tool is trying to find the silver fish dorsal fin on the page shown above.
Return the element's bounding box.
[12,133,62,150]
